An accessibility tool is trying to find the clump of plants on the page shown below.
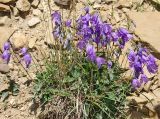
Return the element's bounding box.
[31,7,158,119]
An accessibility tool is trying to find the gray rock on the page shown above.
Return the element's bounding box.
[28,17,40,27]
[16,0,31,12]
[0,64,10,73]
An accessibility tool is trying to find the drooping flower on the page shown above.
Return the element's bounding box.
[107,60,112,69]
[77,40,86,50]
[128,50,136,62]
[84,6,89,13]
[140,74,148,83]
[2,50,10,63]
[96,57,106,69]
[131,78,141,89]
[102,23,112,35]
[65,20,71,27]
[133,60,143,78]
[111,32,118,42]
[90,12,100,26]
[23,54,31,68]
[20,47,28,55]
[3,42,10,50]
[146,55,158,74]
[118,27,132,48]
[86,44,96,61]
[51,11,61,25]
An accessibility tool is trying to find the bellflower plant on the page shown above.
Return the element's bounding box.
[33,6,159,119]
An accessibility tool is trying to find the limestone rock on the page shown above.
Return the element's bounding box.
[0,64,10,73]
[0,27,14,51]
[32,9,41,16]
[128,12,160,59]
[31,0,40,7]
[126,96,148,104]
[117,0,132,8]
[16,0,31,12]
[28,17,40,27]
[0,16,10,26]
[0,3,10,12]
[13,7,19,16]
[28,38,37,49]
[11,33,28,49]
[0,0,15,3]
[0,83,9,93]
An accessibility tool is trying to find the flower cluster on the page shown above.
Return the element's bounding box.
[1,42,31,68]
[20,48,31,68]
[51,11,72,49]
[2,42,10,63]
[128,48,158,89]
[51,7,158,91]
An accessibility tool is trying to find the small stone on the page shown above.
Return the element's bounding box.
[0,64,10,73]
[18,77,28,84]
[117,0,132,8]
[0,3,10,12]
[0,83,9,92]
[143,81,153,92]
[0,0,15,3]
[28,17,40,27]
[93,3,101,9]
[54,0,71,6]
[153,88,160,97]
[95,0,101,4]
[13,7,19,16]
[29,38,37,49]
[126,96,148,104]
[32,9,41,16]
[89,0,95,4]
[11,33,28,49]
[0,16,10,26]
[16,0,31,12]
[31,0,40,8]
[9,98,18,107]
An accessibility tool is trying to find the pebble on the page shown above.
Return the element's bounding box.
[0,64,10,73]
[11,32,28,49]
[31,0,40,8]
[28,17,41,27]
[16,0,31,12]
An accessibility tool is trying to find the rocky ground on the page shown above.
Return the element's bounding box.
[0,0,160,119]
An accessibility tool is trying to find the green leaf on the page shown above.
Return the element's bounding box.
[1,91,9,101]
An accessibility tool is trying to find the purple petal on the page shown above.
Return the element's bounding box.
[96,57,106,69]
[3,42,10,50]
[23,54,31,68]
[2,50,10,63]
